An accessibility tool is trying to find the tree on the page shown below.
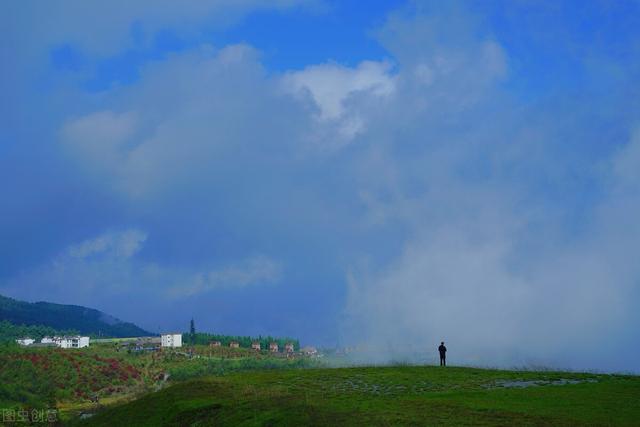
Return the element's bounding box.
[189,319,196,345]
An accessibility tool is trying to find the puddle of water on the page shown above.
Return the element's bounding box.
[487,378,598,389]
[495,380,541,388]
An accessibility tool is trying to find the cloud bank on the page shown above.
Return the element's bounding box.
[337,4,640,372]
[2,1,640,371]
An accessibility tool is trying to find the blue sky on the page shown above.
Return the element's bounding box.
[2,0,640,372]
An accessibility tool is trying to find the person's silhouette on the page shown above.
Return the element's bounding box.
[438,342,447,366]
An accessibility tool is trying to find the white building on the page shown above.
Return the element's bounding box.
[16,338,35,346]
[300,346,318,356]
[59,336,90,348]
[40,336,90,348]
[41,336,56,344]
[161,333,182,348]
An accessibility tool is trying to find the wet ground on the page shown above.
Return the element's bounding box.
[486,378,599,389]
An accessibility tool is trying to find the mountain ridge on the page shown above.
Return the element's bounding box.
[0,294,153,338]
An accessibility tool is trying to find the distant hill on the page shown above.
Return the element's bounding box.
[0,294,153,338]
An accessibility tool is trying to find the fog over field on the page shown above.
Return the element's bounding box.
[1,1,639,372]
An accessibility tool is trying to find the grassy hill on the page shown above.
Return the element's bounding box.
[1,340,638,426]
[0,294,152,338]
[78,366,640,426]
[0,342,315,422]
[0,344,147,409]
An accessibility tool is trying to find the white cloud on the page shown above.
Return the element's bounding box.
[344,196,639,369]
[2,229,149,302]
[14,2,640,370]
[283,60,395,140]
[167,255,282,297]
[7,0,317,57]
[66,229,147,259]
[4,229,281,308]
[59,43,311,198]
[612,127,640,188]
[284,60,395,120]
[61,111,137,179]
[334,8,640,372]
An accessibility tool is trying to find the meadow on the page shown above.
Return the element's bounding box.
[76,365,640,426]
[2,342,639,426]
[0,342,315,422]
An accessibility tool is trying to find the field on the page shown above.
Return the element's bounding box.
[77,366,640,426]
[0,343,315,422]
[2,342,639,426]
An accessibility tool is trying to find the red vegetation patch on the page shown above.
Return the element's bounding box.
[1,349,144,402]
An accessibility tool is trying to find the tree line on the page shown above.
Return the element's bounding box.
[0,320,81,342]
[186,332,300,351]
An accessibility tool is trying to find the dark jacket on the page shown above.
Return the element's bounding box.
[438,345,447,354]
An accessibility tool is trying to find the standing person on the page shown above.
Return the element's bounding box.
[438,342,447,366]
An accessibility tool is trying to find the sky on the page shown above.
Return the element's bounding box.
[1,0,640,372]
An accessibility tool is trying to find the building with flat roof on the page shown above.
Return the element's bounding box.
[40,336,90,348]
[161,333,182,348]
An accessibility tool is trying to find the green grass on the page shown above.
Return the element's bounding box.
[78,366,640,426]
[0,345,147,410]
[3,342,637,426]
[0,343,316,421]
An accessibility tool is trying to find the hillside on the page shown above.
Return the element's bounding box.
[0,342,315,422]
[79,366,640,426]
[0,294,152,338]
[0,345,147,409]
[0,320,81,342]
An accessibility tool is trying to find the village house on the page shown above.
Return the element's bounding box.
[16,338,35,346]
[229,341,240,348]
[300,346,318,357]
[41,336,55,344]
[122,337,161,352]
[269,342,279,352]
[161,333,182,348]
[60,336,90,349]
[209,341,221,347]
[285,343,294,353]
[137,336,161,346]
[251,341,261,351]
[40,336,90,348]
